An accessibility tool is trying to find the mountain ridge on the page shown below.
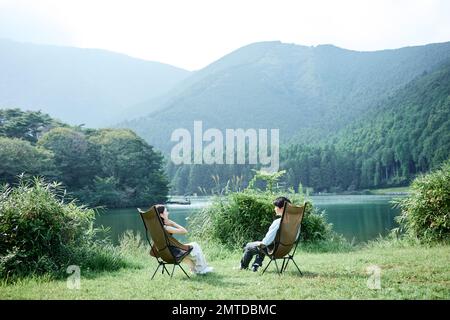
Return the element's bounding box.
[0,38,191,127]
[118,40,450,153]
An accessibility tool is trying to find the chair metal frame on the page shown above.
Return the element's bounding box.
[261,202,308,276]
[261,235,303,276]
[139,207,192,280]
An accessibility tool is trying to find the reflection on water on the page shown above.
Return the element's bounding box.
[311,195,400,243]
[94,195,402,245]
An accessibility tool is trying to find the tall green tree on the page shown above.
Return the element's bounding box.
[38,127,99,189]
[0,137,57,183]
[88,129,168,206]
[0,108,60,143]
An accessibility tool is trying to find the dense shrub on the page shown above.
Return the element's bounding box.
[394,160,450,242]
[188,190,336,249]
[299,207,334,243]
[0,177,126,280]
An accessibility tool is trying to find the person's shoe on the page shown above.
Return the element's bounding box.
[203,266,214,273]
[197,266,214,274]
[251,264,259,272]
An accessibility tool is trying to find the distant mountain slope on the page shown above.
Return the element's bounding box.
[338,59,450,182]
[119,41,450,153]
[280,59,450,191]
[0,39,190,127]
[168,60,450,195]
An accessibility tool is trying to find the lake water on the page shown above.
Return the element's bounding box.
[94,195,402,245]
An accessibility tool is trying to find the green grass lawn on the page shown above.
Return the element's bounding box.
[1,241,449,300]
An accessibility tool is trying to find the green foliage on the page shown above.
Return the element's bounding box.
[189,191,275,247]
[0,177,126,280]
[166,60,450,195]
[0,137,57,183]
[118,230,147,256]
[393,160,450,242]
[87,129,169,207]
[339,63,449,186]
[1,241,449,299]
[0,108,61,143]
[299,206,332,242]
[38,127,99,189]
[90,176,126,207]
[188,186,336,249]
[0,109,169,208]
[247,169,286,192]
[168,162,255,196]
[123,41,450,156]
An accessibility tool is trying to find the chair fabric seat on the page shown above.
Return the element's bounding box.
[139,206,192,279]
[262,202,308,275]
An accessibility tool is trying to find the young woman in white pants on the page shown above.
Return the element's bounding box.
[156,204,213,274]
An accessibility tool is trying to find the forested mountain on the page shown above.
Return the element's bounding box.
[335,60,450,187]
[0,39,190,127]
[119,41,450,153]
[167,57,450,195]
[0,109,168,207]
[2,39,448,196]
[282,60,450,191]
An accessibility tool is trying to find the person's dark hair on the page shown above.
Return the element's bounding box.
[155,204,166,224]
[155,204,165,214]
[273,196,291,209]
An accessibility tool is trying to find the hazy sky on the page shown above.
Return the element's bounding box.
[1,0,449,70]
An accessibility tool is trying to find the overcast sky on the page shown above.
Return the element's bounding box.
[1,0,449,70]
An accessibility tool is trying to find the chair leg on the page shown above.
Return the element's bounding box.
[274,259,281,276]
[283,258,290,272]
[290,258,303,276]
[178,264,190,279]
[162,264,170,275]
[262,259,273,274]
[280,258,287,274]
[170,264,176,278]
[151,263,161,280]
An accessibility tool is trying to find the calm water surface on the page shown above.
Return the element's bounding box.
[94,195,402,244]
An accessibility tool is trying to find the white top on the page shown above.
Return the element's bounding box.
[261,218,281,246]
[261,217,301,246]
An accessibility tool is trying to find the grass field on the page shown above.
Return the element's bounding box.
[1,240,449,300]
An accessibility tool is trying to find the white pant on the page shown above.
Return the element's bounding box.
[184,242,211,274]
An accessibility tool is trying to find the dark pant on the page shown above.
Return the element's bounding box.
[240,241,269,269]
